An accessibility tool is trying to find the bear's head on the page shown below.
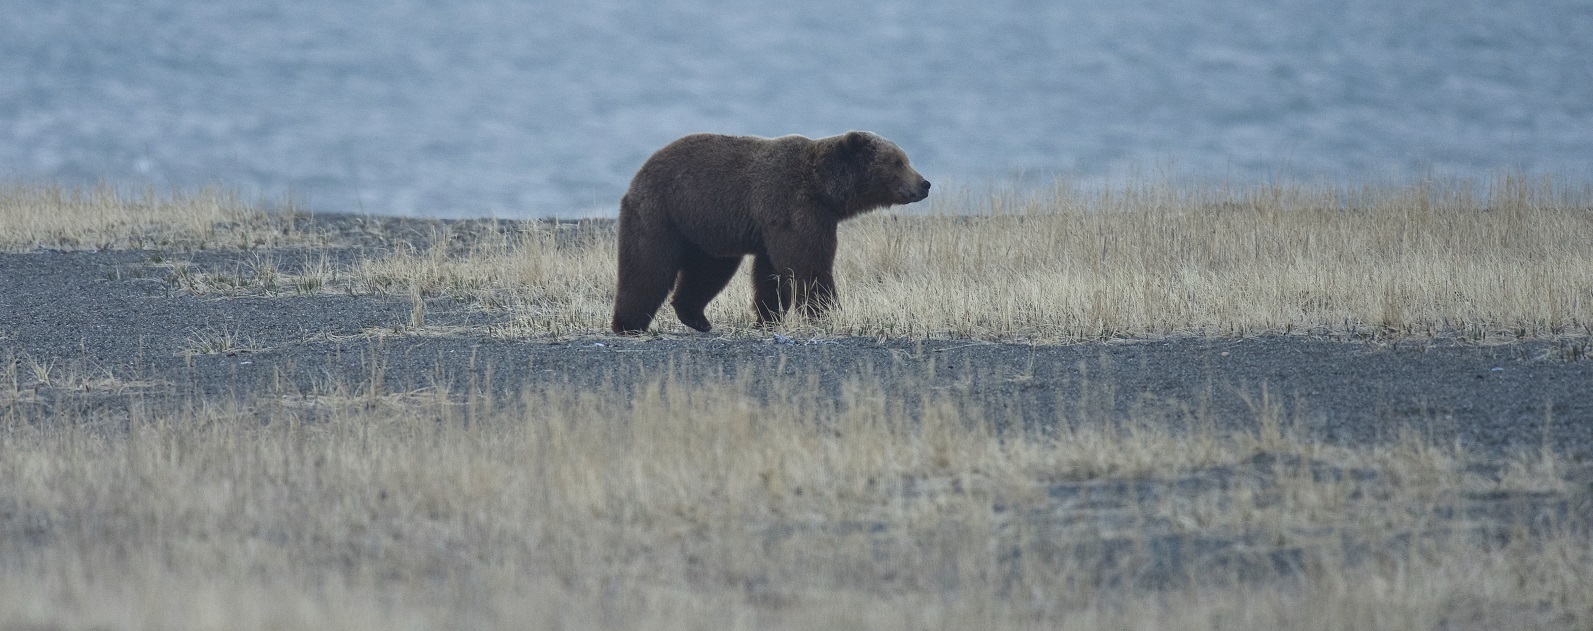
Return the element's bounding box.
[821,131,931,217]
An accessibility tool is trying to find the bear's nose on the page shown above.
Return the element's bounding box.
[921,180,932,193]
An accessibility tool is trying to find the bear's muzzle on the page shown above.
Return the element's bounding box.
[899,179,931,203]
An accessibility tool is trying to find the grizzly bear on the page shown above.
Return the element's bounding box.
[610,131,931,334]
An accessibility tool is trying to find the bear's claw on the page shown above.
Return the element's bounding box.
[678,316,713,333]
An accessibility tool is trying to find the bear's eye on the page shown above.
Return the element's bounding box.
[894,158,904,168]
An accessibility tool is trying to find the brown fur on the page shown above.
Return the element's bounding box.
[611,131,931,334]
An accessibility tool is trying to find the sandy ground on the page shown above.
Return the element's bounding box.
[2,229,1589,459]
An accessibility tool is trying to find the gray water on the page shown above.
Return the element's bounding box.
[4,1,1591,218]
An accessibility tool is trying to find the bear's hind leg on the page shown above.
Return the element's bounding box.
[671,251,742,332]
[612,234,683,334]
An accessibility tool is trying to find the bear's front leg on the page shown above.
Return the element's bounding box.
[751,253,785,326]
[796,270,838,317]
[764,269,834,322]
[759,233,839,325]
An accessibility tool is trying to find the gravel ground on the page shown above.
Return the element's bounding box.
[2,237,1590,459]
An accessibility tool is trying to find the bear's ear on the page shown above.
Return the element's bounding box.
[836,131,879,163]
[841,131,872,156]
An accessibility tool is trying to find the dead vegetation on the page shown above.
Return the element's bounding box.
[0,362,1587,630]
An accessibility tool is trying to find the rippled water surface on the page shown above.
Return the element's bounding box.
[4,1,1590,217]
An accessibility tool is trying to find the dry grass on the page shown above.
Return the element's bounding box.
[0,354,168,405]
[835,175,1593,339]
[344,175,1593,340]
[8,176,1590,340]
[0,364,1587,630]
[0,181,303,252]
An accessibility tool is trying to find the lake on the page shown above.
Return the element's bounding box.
[3,0,1590,217]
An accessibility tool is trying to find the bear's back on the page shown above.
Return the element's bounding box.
[635,134,807,186]
[623,134,815,257]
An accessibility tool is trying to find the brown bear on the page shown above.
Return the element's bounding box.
[610,131,931,334]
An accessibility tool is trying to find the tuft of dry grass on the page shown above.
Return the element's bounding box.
[0,181,303,252]
[0,366,1587,630]
[0,353,168,405]
[348,221,618,336]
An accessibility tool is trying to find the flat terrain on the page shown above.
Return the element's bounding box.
[3,232,1589,456]
[3,198,1591,630]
